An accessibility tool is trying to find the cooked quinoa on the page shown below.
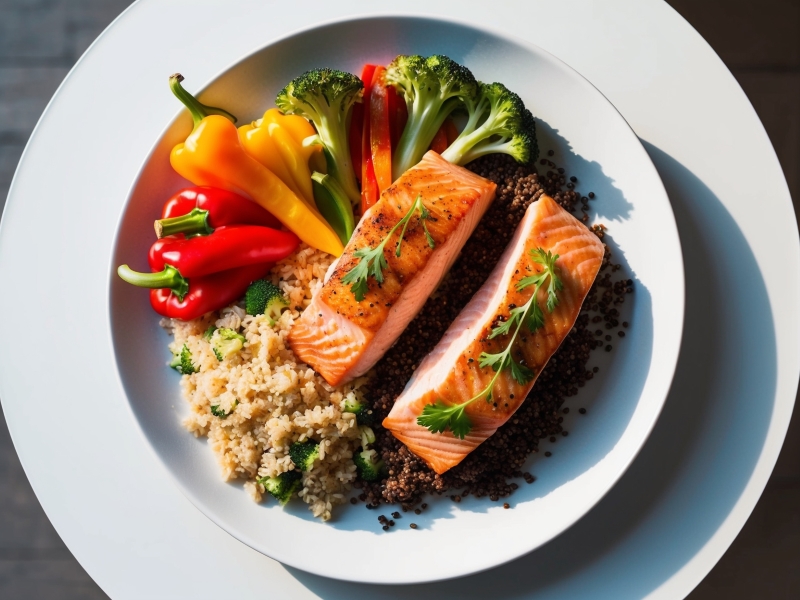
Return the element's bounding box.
[165,246,365,521]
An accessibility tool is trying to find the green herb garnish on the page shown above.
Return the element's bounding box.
[341,195,434,301]
[416,248,562,439]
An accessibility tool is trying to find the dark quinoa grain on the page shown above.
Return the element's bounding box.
[354,154,630,511]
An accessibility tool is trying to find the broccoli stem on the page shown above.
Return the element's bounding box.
[117,264,189,301]
[155,208,213,238]
[392,99,457,179]
[168,73,237,129]
[311,169,355,244]
[321,129,360,206]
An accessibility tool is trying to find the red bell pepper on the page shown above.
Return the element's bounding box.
[360,64,379,214]
[369,66,392,194]
[430,118,458,154]
[147,225,298,277]
[388,86,407,153]
[361,157,380,214]
[156,187,280,237]
[443,118,459,146]
[430,125,449,154]
[148,264,273,321]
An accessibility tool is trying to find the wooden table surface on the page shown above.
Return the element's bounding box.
[0,0,796,597]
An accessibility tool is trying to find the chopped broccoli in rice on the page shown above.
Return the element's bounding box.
[170,344,196,374]
[211,327,245,361]
[210,399,238,418]
[245,279,288,322]
[259,470,302,505]
[289,440,320,471]
[342,395,374,426]
[354,449,385,482]
[359,426,376,449]
[203,326,217,340]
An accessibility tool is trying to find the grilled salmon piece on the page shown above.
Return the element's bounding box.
[383,195,604,474]
[289,151,497,386]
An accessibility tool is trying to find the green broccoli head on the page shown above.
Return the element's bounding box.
[354,449,386,482]
[288,440,320,472]
[170,344,197,374]
[276,68,363,205]
[342,395,374,426]
[441,81,538,166]
[245,279,288,322]
[385,54,478,178]
[259,470,302,506]
[212,327,245,361]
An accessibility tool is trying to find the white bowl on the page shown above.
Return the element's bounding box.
[109,15,683,584]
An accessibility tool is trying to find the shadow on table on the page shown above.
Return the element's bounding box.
[282,142,777,597]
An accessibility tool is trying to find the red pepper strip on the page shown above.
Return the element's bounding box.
[349,101,364,183]
[148,225,299,277]
[360,64,378,214]
[443,118,459,146]
[429,124,449,154]
[361,155,380,214]
[151,263,272,321]
[389,88,408,153]
[369,66,392,193]
[157,187,280,237]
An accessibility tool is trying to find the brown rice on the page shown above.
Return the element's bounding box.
[163,245,364,521]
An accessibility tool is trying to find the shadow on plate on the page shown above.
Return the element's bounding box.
[282,143,776,596]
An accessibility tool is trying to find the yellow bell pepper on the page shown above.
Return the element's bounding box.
[238,108,318,208]
[168,75,343,257]
[261,108,315,150]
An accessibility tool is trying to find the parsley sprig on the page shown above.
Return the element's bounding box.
[416,248,562,439]
[341,195,434,301]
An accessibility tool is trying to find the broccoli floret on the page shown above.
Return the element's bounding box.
[441,81,538,166]
[354,449,386,482]
[385,54,478,179]
[212,327,245,361]
[170,344,196,374]
[342,395,374,426]
[276,68,363,207]
[359,425,375,449]
[258,470,302,506]
[210,399,238,418]
[245,279,288,321]
[203,326,217,340]
[288,440,320,471]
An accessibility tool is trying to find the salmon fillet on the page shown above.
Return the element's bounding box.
[383,195,604,474]
[289,151,497,386]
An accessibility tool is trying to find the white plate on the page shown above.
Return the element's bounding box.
[0,1,796,598]
[108,16,681,584]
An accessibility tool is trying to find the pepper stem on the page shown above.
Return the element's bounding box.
[169,73,237,129]
[117,264,189,301]
[155,208,213,238]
